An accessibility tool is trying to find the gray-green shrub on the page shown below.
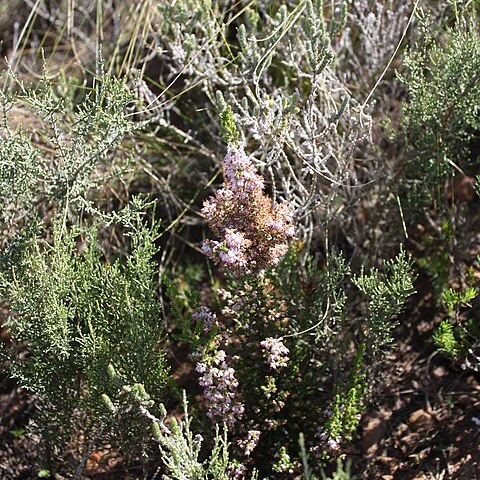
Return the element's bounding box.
[399,4,480,214]
[0,217,169,469]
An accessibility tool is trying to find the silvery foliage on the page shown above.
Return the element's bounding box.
[155,0,362,249]
[148,0,418,254]
[0,67,137,241]
[336,0,410,90]
[150,392,259,480]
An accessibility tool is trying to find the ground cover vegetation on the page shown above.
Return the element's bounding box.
[0,0,479,478]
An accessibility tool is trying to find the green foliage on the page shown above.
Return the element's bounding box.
[443,286,478,311]
[218,101,239,146]
[324,345,366,446]
[433,320,459,356]
[353,251,415,355]
[399,6,480,212]
[281,249,350,353]
[434,282,480,362]
[9,427,25,439]
[0,217,169,457]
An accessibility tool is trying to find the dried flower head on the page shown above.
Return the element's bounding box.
[201,145,294,276]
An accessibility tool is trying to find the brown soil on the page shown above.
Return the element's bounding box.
[354,275,480,479]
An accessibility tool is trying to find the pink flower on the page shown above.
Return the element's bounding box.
[260,337,290,370]
[269,244,289,265]
[195,350,244,427]
[223,146,264,194]
[239,430,261,457]
[224,229,249,249]
[192,306,217,331]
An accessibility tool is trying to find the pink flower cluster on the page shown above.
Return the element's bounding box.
[260,337,290,370]
[191,305,217,332]
[201,145,294,276]
[228,462,247,479]
[239,429,261,457]
[195,350,244,427]
[201,229,251,271]
[222,146,265,196]
[315,428,341,455]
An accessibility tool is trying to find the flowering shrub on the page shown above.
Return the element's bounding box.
[5,0,468,478]
[167,140,415,477]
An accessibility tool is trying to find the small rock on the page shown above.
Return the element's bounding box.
[408,409,433,430]
[466,375,479,388]
[432,366,448,378]
[361,413,388,455]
